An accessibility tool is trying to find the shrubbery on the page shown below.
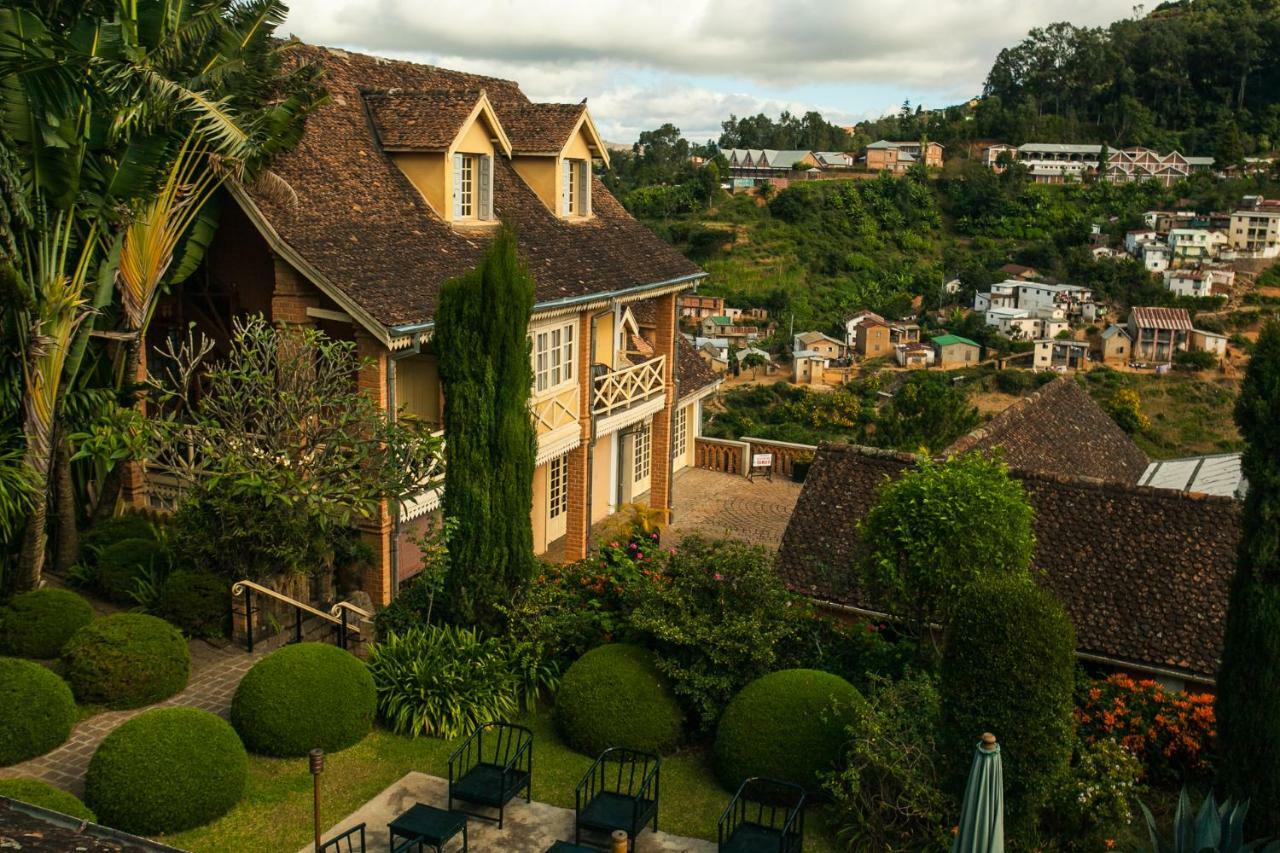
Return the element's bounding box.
[62,613,190,709]
[0,779,96,821]
[630,536,799,732]
[554,643,683,756]
[1044,737,1143,850]
[0,588,94,658]
[1076,673,1215,785]
[156,570,228,638]
[231,643,375,756]
[80,513,157,558]
[941,576,1076,832]
[0,657,76,766]
[85,707,246,834]
[92,537,170,604]
[714,668,864,792]
[368,625,522,739]
[1173,349,1219,371]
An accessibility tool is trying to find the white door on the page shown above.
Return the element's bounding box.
[547,454,568,542]
[631,421,652,496]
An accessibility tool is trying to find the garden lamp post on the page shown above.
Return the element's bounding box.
[952,732,1004,853]
[311,748,324,852]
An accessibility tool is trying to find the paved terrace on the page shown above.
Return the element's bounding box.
[304,772,715,853]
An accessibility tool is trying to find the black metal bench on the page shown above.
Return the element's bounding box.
[318,823,365,853]
[448,721,532,829]
[574,747,660,852]
[717,777,806,853]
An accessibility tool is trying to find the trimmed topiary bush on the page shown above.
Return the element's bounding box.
[62,614,189,709]
[714,668,864,792]
[554,643,683,756]
[85,707,246,834]
[0,588,94,658]
[81,513,156,558]
[0,778,96,821]
[94,538,170,604]
[0,658,77,766]
[156,570,228,638]
[232,642,375,756]
[941,575,1076,834]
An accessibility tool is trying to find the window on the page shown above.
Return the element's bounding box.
[549,455,568,519]
[533,321,575,394]
[452,153,493,220]
[633,423,651,482]
[561,158,591,217]
[672,406,688,459]
[458,155,474,218]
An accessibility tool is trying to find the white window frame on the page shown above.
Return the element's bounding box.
[532,320,576,396]
[453,152,494,221]
[561,158,591,217]
[633,423,651,483]
[549,455,568,520]
[672,406,688,459]
[458,154,474,218]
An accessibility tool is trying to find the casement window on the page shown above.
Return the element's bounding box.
[452,153,493,220]
[549,455,568,520]
[633,423,651,482]
[560,158,591,217]
[533,321,575,394]
[672,405,687,460]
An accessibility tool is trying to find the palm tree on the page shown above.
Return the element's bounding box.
[0,0,320,588]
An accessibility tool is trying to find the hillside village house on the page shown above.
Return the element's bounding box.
[850,317,892,358]
[1033,338,1089,370]
[1229,207,1280,258]
[1127,307,1193,363]
[931,334,981,367]
[1099,324,1132,365]
[719,148,819,178]
[1165,268,1213,297]
[137,45,722,605]
[863,140,944,173]
[677,294,724,321]
[793,331,846,361]
[1168,227,1229,262]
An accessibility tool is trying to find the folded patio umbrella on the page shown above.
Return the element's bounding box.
[952,732,1004,853]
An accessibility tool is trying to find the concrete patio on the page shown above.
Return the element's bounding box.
[304,772,716,853]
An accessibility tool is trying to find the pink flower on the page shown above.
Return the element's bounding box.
[713,573,724,581]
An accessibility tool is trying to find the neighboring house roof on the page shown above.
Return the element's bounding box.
[1100,324,1131,340]
[676,335,721,399]
[796,331,844,347]
[705,315,733,326]
[1018,142,1103,154]
[0,798,182,852]
[945,377,1150,483]
[866,140,900,149]
[931,334,980,348]
[1130,306,1194,331]
[777,443,1242,683]
[1140,453,1246,499]
[999,263,1039,277]
[239,44,702,333]
[766,150,816,168]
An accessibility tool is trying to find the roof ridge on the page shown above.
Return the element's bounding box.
[314,44,521,89]
[945,377,1068,454]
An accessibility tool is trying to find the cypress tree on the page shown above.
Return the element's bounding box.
[1217,320,1280,831]
[434,226,535,629]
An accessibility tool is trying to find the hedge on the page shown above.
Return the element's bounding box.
[62,614,190,709]
[0,779,96,821]
[0,657,77,766]
[554,644,684,756]
[713,668,864,792]
[94,538,170,604]
[156,570,228,638]
[81,513,156,557]
[85,707,246,834]
[941,575,1076,833]
[0,588,94,658]
[231,643,375,756]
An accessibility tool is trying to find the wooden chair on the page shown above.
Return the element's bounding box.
[717,777,806,853]
[448,721,532,829]
[574,747,660,852]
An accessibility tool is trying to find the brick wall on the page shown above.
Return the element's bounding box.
[648,292,676,515]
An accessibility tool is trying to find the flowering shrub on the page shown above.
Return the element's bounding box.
[1045,737,1144,851]
[1075,674,1215,784]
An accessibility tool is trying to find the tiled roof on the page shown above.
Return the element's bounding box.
[362,89,482,150]
[676,335,721,399]
[242,44,702,330]
[0,799,179,851]
[945,378,1149,483]
[502,101,588,154]
[777,443,1242,682]
[1130,306,1193,331]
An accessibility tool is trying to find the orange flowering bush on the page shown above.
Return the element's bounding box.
[1075,674,1215,784]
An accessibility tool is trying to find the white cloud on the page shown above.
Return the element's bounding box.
[283,0,1136,142]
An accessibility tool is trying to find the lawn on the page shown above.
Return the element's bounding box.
[164,709,841,853]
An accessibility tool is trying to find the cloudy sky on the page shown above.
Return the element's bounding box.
[282,0,1137,144]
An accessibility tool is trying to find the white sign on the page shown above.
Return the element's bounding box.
[752,453,774,469]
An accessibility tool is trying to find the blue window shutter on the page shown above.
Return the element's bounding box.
[478,155,492,219]
[452,153,463,218]
[561,159,571,215]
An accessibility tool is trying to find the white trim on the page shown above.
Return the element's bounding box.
[305,306,354,323]
[536,424,581,466]
[677,379,722,408]
[595,394,665,437]
[399,486,443,521]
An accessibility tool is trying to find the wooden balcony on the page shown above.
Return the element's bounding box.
[592,355,665,419]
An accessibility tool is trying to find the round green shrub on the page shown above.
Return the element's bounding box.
[231,643,375,756]
[0,778,96,821]
[554,644,684,756]
[81,514,156,558]
[93,538,170,604]
[941,575,1076,833]
[156,570,228,638]
[85,707,246,834]
[0,658,76,766]
[62,614,189,709]
[713,668,864,792]
[0,588,95,658]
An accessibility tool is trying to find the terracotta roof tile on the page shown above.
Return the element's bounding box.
[778,443,1240,682]
[503,102,588,154]
[676,334,720,398]
[362,89,481,150]
[0,799,176,851]
[945,377,1149,483]
[244,44,701,330]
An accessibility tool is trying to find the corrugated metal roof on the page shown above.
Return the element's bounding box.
[1130,306,1193,331]
[1140,453,1246,498]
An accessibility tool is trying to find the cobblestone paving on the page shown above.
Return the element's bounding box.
[664,467,802,551]
[0,641,266,797]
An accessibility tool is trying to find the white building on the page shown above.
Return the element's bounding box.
[1169,228,1229,262]
[1141,243,1171,273]
[1016,143,1102,184]
[1125,230,1159,255]
[1229,209,1280,258]
[1033,339,1090,371]
[1164,269,1213,298]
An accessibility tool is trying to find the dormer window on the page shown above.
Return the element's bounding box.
[453,153,493,220]
[561,158,590,217]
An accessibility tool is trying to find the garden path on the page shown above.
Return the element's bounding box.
[0,641,266,797]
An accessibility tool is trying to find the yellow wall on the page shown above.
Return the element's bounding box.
[593,312,614,367]
[453,116,496,156]
[391,153,446,216]
[532,460,548,553]
[563,124,593,160]
[395,354,441,424]
[513,156,557,213]
[591,437,613,523]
